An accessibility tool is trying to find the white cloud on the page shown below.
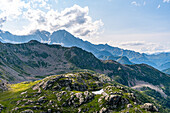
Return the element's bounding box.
[89,32,170,54]
[107,41,170,54]
[29,0,51,10]
[163,0,170,3]
[157,5,161,9]
[131,1,140,6]
[143,1,146,6]
[0,17,6,27]
[21,4,103,37]
[0,0,29,20]
[120,41,145,46]
[0,0,103,38]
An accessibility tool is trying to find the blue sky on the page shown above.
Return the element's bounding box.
[0,0,170,54]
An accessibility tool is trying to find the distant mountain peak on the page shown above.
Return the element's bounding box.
[30,29,50,35]
[0,29,9,34]
[28,40,41,44]
[53,29,73,36]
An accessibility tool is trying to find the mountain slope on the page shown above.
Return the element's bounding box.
[159,62,170,70]
[162,68,170,74]
[1,29,170,69]
[0,41,169,103]
[99,55,133,65]
[0,72,166,113]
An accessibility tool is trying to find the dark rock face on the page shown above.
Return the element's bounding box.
[0,104,4,112]
[0,80,8,92]
[105,95,122,109]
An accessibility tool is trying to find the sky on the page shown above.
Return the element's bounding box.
[0,0,170,54]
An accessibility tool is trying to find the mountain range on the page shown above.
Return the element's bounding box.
[0,29,170,73]
[0,40,169,110]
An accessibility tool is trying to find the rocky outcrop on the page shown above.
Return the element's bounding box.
[32,73,103,92]
[56,91,94,107]
[98,86,130,110]
[0,72,162,113]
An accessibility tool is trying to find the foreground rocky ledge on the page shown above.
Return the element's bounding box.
[0,72,161,113]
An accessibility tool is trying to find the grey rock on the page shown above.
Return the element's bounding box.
[127,104,133,108]
[48,109,52,113]
[78,108,82,113]
[127,93,136,101]
[99,107,108,113]
[141,103,158,112]
[21,91,27,95]
[38,96,46,103]
[21,109,34,113]
[134,102,137,105]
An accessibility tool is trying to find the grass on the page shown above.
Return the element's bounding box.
[10,80,41,92]
[0,80,41,112]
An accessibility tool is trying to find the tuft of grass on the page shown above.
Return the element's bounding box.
[9,80,41,92]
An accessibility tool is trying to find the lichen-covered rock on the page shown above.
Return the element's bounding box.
[127,93,136,101]
[69,91,94,107]
[141,103,158,112]
[99,107,108,113]
[127,104,133,108]
[38,96,46,103]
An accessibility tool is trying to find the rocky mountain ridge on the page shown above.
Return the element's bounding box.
[0,40,169,99]
[0,29,170,70]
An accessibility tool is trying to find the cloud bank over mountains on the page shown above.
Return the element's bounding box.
[0,0,103,37]
[110,41,170,54]
[23,4,103,37]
